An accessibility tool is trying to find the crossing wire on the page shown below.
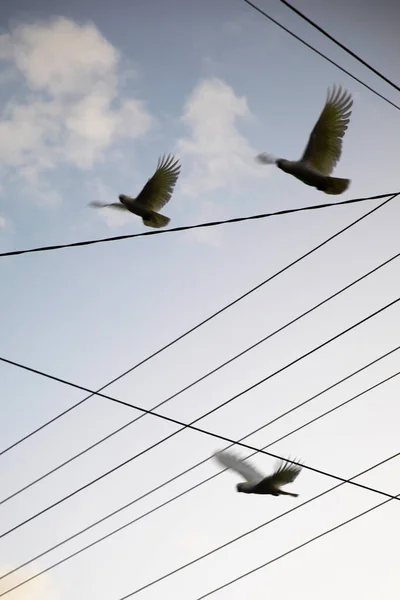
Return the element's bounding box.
[2,355,399,591]
[1,193,397,459]
[192,491,400,600]
[3,242,400,507]
[1,294,400,541]
[113,452,400,599]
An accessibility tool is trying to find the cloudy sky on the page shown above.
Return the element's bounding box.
[1,0,400,599]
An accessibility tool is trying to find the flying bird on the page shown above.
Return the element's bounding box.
[90,154,181,228]
[256,85,353,195]
[214,449,302,497]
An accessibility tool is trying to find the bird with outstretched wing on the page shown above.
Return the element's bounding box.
[90,154,181,228]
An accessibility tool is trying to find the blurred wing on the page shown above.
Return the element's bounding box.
[89,201,128,211]
[213,450,264,483]
[135,154,181,211]
[267,459,302,487]
[300,85,353,175]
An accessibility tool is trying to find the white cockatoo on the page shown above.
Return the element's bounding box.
[214,449,302,497]
[257,85,353,195]
[90,154,181,228]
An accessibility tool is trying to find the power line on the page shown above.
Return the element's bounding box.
[2,357,399,591]
[1,193,395,458]
[242,0,400,112]
[0,193,396,258]
[114,452,400,599]
[1,296,400,540]
[194,492,400,600]
[4,243,400,507]
[279,0,400,93]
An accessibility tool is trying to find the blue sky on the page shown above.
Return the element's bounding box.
[0,1,400,598]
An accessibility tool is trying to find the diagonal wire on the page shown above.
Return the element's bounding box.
[0,193,396,259]
[242,0,400,111]
[279,0,400,93]
[3,242,400,507]
[115,452,400,599]
[193,490,400,599]
[1,193,396,458]
[2,358,399,590]
[1,294,400,541]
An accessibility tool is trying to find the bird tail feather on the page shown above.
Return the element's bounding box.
[142,211,170,229]
[278,490,299,497]
[319,177,350,195]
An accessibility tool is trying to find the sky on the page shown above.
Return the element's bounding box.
[0,0,400,598]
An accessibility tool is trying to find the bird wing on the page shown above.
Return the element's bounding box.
[89,201,128,211]
[134,154,181,211]
[213,450,264,483]
[300,85,353,175]
[265,459,302,487]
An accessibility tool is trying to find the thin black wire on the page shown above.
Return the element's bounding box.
[0,193,396,258]
[194,492,400,600]
[1,295,400,541]
[242,0,400,112]
[279,0,400,93]
[1,193,396,459]
[114,452,400,599]
[3,242,400,507]
[2,358,399,591]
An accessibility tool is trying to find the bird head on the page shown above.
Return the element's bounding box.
[118,194,130,205]
[236,483,245,493]
[256,153,277,166]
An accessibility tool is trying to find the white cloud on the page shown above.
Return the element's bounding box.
[177,77,267,197]
[0,216,7,228]
[0,16,153,186]
[0,17,118,96]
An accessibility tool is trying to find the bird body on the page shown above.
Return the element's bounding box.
[257,85,353,195]
[276,159,349,195]
[237,480,297,497]
[90,154,181,228]
[214,450,302,498]
[117,194,170,228]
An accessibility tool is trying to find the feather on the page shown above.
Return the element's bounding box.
[266,459,302,486]
[89,201,128,211]
[213,450,264,483]
[135,154,181,211]
[300,85,353,175]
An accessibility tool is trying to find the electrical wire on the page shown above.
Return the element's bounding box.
[193,491,400,600]
[113,452,400,599]
[279,0,400,93]
[1,6,397,591]
[201,493,400,600]
[3,242,400,507]
[1,192,396,459]
[242,0,400,112]
[2,357,399,591]
[1,295,400,541]
[0,193,396,259]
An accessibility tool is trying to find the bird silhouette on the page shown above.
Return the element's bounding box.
[214,449,302,497]
[257,85,353,195]
[90,154,181,228]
